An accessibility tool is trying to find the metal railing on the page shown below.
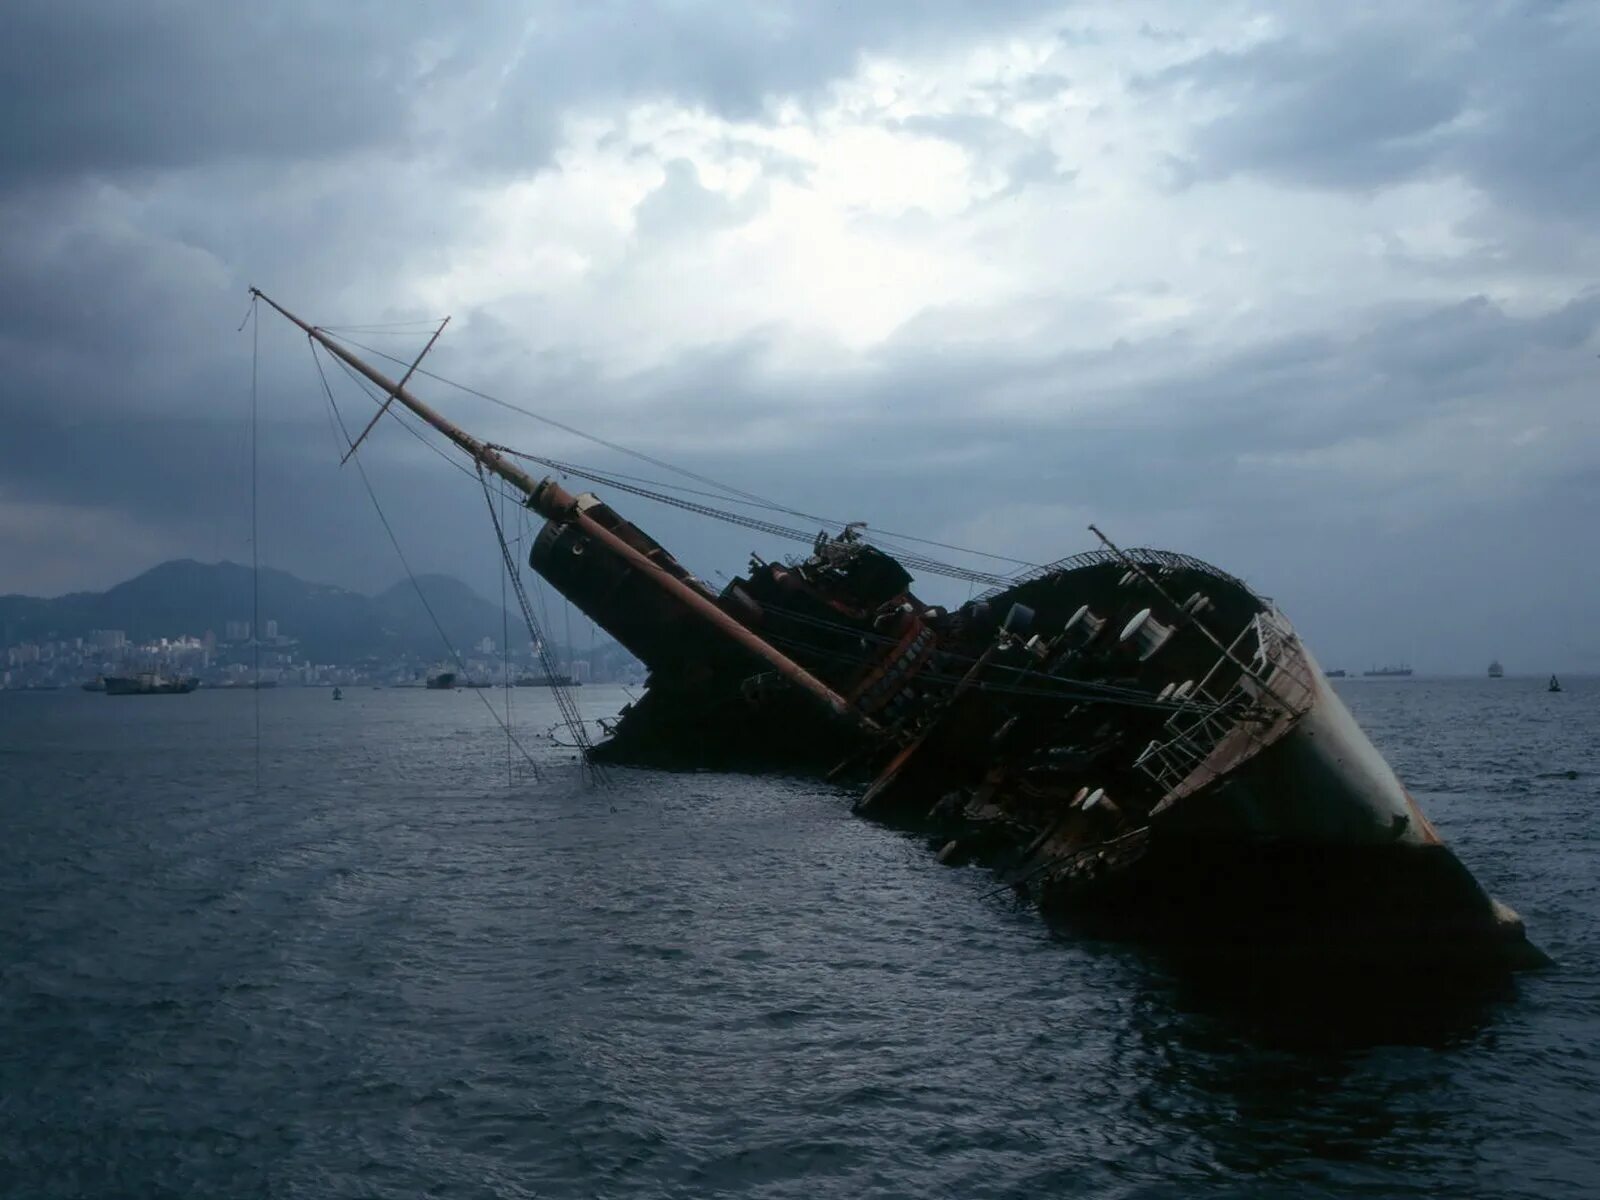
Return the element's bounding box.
[1134,610,1313,796]
[976,546,1259,604]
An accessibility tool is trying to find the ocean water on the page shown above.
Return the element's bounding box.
[1,678,1596,1199]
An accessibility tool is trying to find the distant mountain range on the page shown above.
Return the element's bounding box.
[0,559,621,667]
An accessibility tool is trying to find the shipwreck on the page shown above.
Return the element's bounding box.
[253,290,1543,972]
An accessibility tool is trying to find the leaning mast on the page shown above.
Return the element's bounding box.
[249,289,863,726]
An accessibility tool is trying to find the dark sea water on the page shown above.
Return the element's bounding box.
[2,677,1596,1199]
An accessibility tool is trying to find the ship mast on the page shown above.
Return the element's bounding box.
[249,289,864,728]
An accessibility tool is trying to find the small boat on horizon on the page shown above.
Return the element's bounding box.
[1549,675,1562,693]
[1489,659,1504,678]
[103,671,199,695]
[1362,664,1413,677]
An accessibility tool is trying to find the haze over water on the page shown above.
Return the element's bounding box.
[2,678,1596,1198]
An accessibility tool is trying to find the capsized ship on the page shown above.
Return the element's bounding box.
[254,290,1543,971]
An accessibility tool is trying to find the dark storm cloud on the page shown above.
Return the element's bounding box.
[3,1,1597,673]
[1,0,1061,193]
[1156,30,1463,190]
[357,281,1600,671]
[1153,4,1600,220]
[0,1,447,188]
[1450,4,1600,220]
[464,1,1063,172]
[436,287,1600,513]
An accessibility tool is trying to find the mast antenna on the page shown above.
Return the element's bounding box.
[341,316,450,464]
[250,287,871,734]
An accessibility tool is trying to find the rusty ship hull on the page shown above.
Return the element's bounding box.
[534,503,1540,971]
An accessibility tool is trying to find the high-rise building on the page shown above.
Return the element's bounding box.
[265,620,279,639]
[225,620,251,642]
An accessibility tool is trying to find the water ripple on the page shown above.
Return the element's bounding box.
[1,680,1597,1197]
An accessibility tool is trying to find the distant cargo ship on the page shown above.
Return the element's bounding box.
[1488,660,1504,678]
[425,671,457,690]
[1324,668,1347,678]
[103,671,198,695]
[515,674,581,688]
[1362,665,1413,677]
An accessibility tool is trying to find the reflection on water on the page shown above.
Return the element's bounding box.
[1153,951,1515,1049]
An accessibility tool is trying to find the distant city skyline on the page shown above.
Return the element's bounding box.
[0,558,637,690]
[0,554,1585,682]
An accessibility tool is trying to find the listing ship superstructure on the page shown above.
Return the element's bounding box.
[252,290,1542,971]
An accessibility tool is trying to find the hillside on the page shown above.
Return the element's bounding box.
[1,560,519,663]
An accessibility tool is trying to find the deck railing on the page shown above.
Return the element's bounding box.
[1134,609,1313,796]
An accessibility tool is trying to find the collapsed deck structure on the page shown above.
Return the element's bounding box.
[255,290,1543,972]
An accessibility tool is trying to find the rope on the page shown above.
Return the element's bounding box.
[978,826,1151,902]
[748,598,1191,713]
[318,329,1037,576]
[492,448,1014,587]
[475,460,611,788]
[500,484,513,788]
[308,340,544,779]
[313,331,1178,720]
[248,297,261,792]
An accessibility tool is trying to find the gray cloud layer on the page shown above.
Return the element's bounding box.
[3,1,1598,673]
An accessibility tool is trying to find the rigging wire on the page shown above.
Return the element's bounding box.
[318,329,1039,573]
[307,339,544,779]
[517,502,553,645]
[491,448,1014,587]
[474,460,609,786]
[323,332,798,510]
[298,322,1182,767]
[321,345,612,777]
[322,352,482,484]
[753,626,1187,714]
[500,483,513,788]
[248,296,261,792]
[320,319,451,334]
[745,597,1193,713]
[309,320,1181,716]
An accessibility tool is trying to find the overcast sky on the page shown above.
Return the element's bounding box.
[3,1,1597,671]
